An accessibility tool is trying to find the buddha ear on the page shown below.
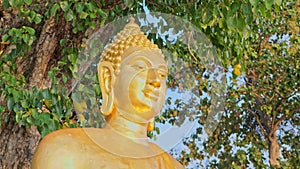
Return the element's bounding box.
[98,61,115,116]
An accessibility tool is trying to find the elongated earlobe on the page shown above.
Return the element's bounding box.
[98,61,115,116]
[147,118,155,132]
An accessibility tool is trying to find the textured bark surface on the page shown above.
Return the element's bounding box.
[0,9,69,169]
[0,4,102,168]
[269,132,281,167]
[0,112,41,169]
[28,16,58,88]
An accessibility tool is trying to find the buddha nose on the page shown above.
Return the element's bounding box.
[147,68,161,88]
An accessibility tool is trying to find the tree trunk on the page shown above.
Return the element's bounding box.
[0,1,122,168]
[28,16,58,89]
[269,132,280,167]
[0,12,69,169]
[0,112,41,169]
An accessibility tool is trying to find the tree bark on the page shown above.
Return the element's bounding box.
[0,11,69,169]
[269,132,280,167]
[0,112,41,169]
[28,15,57,89]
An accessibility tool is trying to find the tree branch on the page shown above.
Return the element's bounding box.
[274,115,287,131]
[187,31,198,63]
[246,108,269,138]
[257,34,272,55]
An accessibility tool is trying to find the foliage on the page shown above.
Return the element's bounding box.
[0,0,299,168]
[0,0,108,136]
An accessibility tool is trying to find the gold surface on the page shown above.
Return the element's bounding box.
[32,17,184,169]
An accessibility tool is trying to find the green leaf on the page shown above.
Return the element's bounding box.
[60,1,71,12]
[3,0,11,9]
[218,17,225,28]
[28,36,35,45]
[42,89,51,100]
[124,0,134,8]
[89,13,96,19]
[72,92,81,103]
[67,53,77,64]
[8,0,16,6]
[2,34,9,42]
[21,8,31,15]
[21,99,29,108]
[65,10,74,21]
[243,26,250,39]
[47,119,58,131]
[7,98,14,111]
[79,12,88,19]
[229,2,240,16]
[54,104,61,115]
[15,28,22,37]
[236,13,246,32]
[249,0,259,7]
[97,9,107,18]
[94,84,101,96]
[29,11,37,21]
[75,3,84,13]
[62,74,67,83]
[22,34,30,44]
[24,0,32,5]
[155,126,160,135]
[30,108,38,119]
[226,16,235,30]
[8,29,14,36]
[264,0,274,9]
[259,5,266,17]
[16,111,22,122]
[40,113,51,123]
[58,61,66,66]
[50,3,60,15]
[34,14,42,24]
[76,24,83,31]
[26,116,33,124]
[59,39,66,46]
[27,16,34,23]
[203,8,213,25]
[100,17,106,27]
[89,21,96,29]
[241,3,251,15]
[41,125,50,137]
[24,26,35,35]
[85,2,95,12]
[0,106,5,114]
[51,95,58,105]
[13,103,21,112]
[274,0,282,5]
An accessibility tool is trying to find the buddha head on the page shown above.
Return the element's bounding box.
[98,17,167,124]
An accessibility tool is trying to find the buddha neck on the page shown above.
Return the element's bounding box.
[105,109,149,145]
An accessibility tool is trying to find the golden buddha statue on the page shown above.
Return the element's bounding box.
[32,17,184,169]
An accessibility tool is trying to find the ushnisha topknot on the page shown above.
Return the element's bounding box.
[99,17,164,74]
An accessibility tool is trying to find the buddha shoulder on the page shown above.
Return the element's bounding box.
[32,128,107,168]
[33,128,88,152]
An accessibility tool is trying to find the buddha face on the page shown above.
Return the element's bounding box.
[113,48,167,123]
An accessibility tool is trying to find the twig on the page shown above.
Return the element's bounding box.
[187,31,198,62]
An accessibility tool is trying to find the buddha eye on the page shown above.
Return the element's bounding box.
[131,61,146,71]
[133,65,145,70]
[158,70,167,79]
[160,74,166,79]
